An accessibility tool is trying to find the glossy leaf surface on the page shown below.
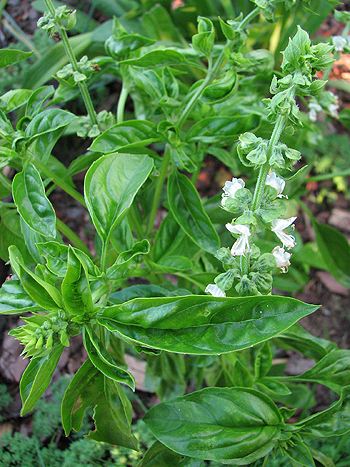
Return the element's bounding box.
[20,345,63,415]
[90,120,159,154]
[99,295,318,354]
[144,387,283,464]
[84,153,153,243]
[12,163,56,238]
[168,172,219,254]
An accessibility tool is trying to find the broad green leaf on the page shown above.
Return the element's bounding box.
[120,50,187,68]
[9,245,61,310]
[186,115,260,143]
[109,284,190,304]
[292,350,350,394]
[140,441,202,467]
[24,108,76,142]
[0,48,32,68]
[12,163,56,238]
[0,89,32,112]
[0,208,33,262]
[83,327,135,390]
[153,212,198,265]
[37,241,99,278]
[20,345,63,415]
[25,85,55,118]
[168,172,219,254]
[277,324,336,359]
[99,295,318,355]
[0,278,39,315]
[144,387,283,464]
[313,220,350,288]
[106,239,150,280]
[61,247,94,317]
[61,360,138,449]
[284,436,315,467]
[307,402,350,438]
[84,153,153,243]
[90,120,159,154]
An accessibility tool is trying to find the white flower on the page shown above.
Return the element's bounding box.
[226,223,251,256]
[205,283,226,297]
[265,172,285,198]
[329,102,339,118]
[222,178,245,198]
[332,35,347,52]
[271,217,296,249]
[308,101,322,122]
[272,246,291,272]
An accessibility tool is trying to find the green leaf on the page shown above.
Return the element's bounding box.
[90,120,159,154]
[0,278,39,315]
[20,345,63,415]
[307,402,350,438]
[25,85,55,118]
[106,239,150,280]
[83,327,135,390]
[144,387,283,464]
[0,89,33,112]
[61,247,94,317]
[313,220,350,288]
[153,212,198,265]
[294,350,350,394]
[186,115,260,143]
[24,108,76,142]
[281,26,310,73]
[37,241,98,278]
[168,172,219,254]
[12,164,56,238]
[284,436,315,467]
[9,245,61,310]
[120,50,187,68]
[61,360,138,449]
[140,441,202,467]
[84,153,153,243]
[99,295,318,355]
[277,324,336,360]
[0,48,32,68]
[109,284,190,304]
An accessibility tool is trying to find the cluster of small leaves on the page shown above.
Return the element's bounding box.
[37,6,76,35]
[56,56,99,85]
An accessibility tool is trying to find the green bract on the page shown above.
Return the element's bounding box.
[0,2,348,466]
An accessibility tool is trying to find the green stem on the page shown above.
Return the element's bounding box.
[35,159,86,207]
[238,7,260,30]
[175,7,259,132]
[117,84,128,123]
[241,87,295,275]
[307,168,350,182]
[251,107,292,211]
[44,0,98,127]
[147,145,171,235]
[56,218,91,256]
[175,272,205,291]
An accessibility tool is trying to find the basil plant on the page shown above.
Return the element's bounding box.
[0,1,349,465]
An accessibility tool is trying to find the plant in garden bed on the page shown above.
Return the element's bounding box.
[0,1,350,465]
